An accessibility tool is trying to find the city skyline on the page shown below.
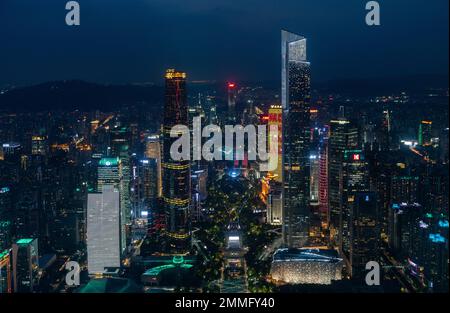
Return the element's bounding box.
[0,0,448,302]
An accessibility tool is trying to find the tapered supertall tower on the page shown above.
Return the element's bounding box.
[162,69,191,253]
[281,30,311,248]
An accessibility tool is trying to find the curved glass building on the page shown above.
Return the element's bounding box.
[270,248,343,285]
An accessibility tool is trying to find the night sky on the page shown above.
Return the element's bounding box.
[0,0,448,86]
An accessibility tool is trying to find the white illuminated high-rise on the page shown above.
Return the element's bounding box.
[87,185,121,275]
[281,30,311,248]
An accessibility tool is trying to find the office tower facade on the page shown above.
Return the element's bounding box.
[309,153,320,206]
[110,126,132,235]
[268,105,283,182]
[388,203,424,255]
[162,69,191,252]
[31,135,48,156]
[0,187,12,250]
[97,157,122,191]
[389,206,448,291]
[145,134,162,197]
[341,150,370,257]
[0,249,12,293]
[350,192,380,279]
[419,120,433,146]
[137,158,158,219]
[318,126,329,225]
[1,142,22,157]
[391,175,419,204]
[97,157,127,253]
[281,30,311,248]
[328,118,359,244]
[87,185,121,275]
[206,95,218,125]
[12,238,39,293]
[267,181,283,225]
[379,110,393,151]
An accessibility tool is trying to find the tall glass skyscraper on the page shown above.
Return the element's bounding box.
[281,30,311,248]
[97,157,127,254]
[350,192,379,279]
[162,69,191,252]
[341,150,370,258]
[328,118,359,245]
[87,185,121,275]
[12,238,39,293]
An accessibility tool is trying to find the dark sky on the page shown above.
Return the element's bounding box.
[0,0,448,86]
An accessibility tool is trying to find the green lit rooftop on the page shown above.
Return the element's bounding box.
[16,238,34,245]
[98,157,120,167]
[143,264,193,277]
[0,249,9,259]
[142,256,193,277]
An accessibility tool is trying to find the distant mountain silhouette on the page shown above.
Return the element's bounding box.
[0,74,447,112]
[316,74,449,96]
[0,80,164,112]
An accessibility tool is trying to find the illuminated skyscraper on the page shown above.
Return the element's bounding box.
[227,82,237,123]
[350,192,380,279]
[12,238,39,293]
[391,175,419,204]
[137,158,158,219]
[31,135,48,156]
[145,134,162,197]
[379,110,393,151]
[0,187,12,250]
[97,157,121,190]
[281,30,311,248]
[87,185,121,275]
[267,181,283,225]
[0,249,12,293]
[97,157,127,253]
[341,150,370,257]
[206,95,218,125]
[110,126,132,232]
[318,126,330,225]
[268,105,283,182]
[419,120,433,146]
[309,153,320,206]
[162,69,191,252]
[328,118,358,244]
